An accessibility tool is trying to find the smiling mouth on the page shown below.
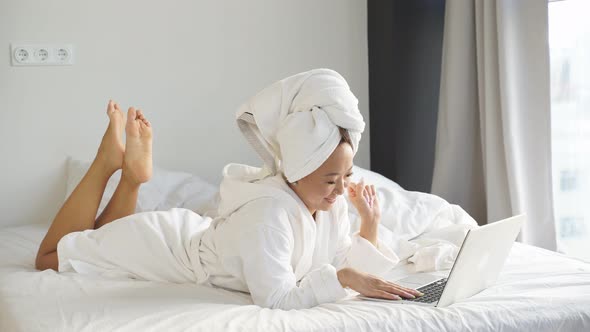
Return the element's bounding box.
[325,197,337,203]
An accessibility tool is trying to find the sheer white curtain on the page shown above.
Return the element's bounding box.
[431,0,556,250]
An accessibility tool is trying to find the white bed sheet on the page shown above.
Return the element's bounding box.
[1,223,589,332]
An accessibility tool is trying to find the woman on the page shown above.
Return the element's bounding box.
[36,69,422,310]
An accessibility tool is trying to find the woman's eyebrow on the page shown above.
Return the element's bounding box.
[323,166,354,177]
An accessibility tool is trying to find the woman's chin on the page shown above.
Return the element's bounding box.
[318,200,336,211]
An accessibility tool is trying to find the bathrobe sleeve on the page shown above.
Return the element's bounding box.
[331,199,400,276]
[238,200,348,310]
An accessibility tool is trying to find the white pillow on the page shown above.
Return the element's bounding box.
[65,157,219,218]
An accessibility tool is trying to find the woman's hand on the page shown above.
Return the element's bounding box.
[337,267,423,300]
[348,179,380,224]
[348,179,381,246]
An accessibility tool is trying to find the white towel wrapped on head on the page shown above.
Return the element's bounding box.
[236,68,365,183]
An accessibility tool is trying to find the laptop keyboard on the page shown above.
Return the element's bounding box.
[405,278,448,304]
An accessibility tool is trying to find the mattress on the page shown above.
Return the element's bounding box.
[1,223,589,332]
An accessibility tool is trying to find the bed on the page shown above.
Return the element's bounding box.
[1,162,590,331]
[2,223,589,331]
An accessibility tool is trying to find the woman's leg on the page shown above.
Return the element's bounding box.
[35,102,152,271]
[35,100,125,271]
[94,108,152,229]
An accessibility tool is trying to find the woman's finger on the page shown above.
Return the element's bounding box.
[397,284,422,296]
[348,184,356,197]
[387,282,423,296]
[376,279,415,297]
[364,191,372,207]
[371,290,402,301]
[349,183,356,194]
[368,185,375,207]
[358,178,365,190]
[383,285,417,299]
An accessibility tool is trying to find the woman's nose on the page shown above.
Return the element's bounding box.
[335,179,346,195]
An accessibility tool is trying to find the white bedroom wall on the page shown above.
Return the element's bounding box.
[0,0,369,227]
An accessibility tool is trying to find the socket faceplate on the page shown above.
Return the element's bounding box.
[11,44,74,66]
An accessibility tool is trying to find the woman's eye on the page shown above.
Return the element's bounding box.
[327,181,336,185]
[346,173,353,178]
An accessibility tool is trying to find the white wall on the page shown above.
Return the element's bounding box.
[0,0,370,227]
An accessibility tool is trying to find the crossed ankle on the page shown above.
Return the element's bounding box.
[120,170,147,187]
[91,156,122,175]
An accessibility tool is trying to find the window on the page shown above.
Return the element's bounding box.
[549,0,590,260]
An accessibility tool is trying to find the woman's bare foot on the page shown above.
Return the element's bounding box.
[122,107,153,184]
[96,100,125,173]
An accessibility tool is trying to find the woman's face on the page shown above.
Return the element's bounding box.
[290,143,354,216]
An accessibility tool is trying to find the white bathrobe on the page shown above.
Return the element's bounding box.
[198,164,399,310]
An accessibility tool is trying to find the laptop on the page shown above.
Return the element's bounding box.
[359,214,524,307]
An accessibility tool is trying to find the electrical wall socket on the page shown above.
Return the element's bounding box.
[10,44,74,66]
